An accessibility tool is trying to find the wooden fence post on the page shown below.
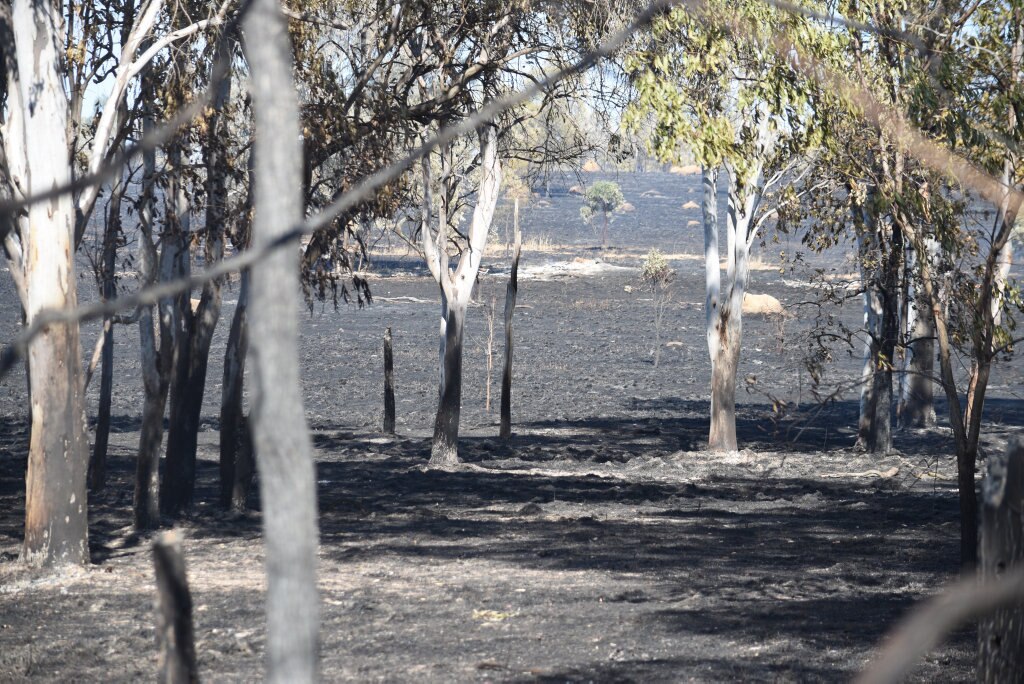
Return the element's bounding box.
[153,531,198,684]
[499,202,521,440]
[979,438,1024,682]
[383,327,395,434]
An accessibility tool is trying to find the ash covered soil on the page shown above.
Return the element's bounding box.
[2,171,1023,681]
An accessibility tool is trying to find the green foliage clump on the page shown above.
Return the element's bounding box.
[640,248,675,291]
[579,181,625,249]
[579,181,625,224]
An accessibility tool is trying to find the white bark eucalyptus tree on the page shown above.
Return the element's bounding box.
[3,0,90,565]
[627,0,836,452]
[421,124,503,466]
[0,0,224,561]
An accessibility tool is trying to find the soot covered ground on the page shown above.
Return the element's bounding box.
[2,171,1022,681]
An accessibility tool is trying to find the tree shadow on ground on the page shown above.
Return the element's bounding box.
[0,402,980,680]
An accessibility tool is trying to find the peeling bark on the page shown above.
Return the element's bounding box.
[423,124,502,465]
[707,161,761,453]
[13,0,90,566]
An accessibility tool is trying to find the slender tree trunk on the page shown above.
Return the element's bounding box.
[87,4,137,493]
[499,210,521,440]
[900,242,936,428]
[89,167,124,491]
[702,166,719,363]
[910,225,979,570]
[857,226,883,447]
[430,300,466,466]
[132,81,176,531]
[161,148,196,518]
[12,0,90,566]
[244,1,320,678]
[220,270,251,510]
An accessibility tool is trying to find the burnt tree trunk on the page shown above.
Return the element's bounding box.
[133,83,171,532]
[430,302,466,467]
[89,164,125,491]
[383,327,395,434]
[220,270,251,511]
[153,531,198,684]
[978,440,1024,681]
[163,35,232,517]
[864,224,902,454]
[499,210,521,441]
[244,0,321,678]
[159,146,195,518]
[709,316,740,452]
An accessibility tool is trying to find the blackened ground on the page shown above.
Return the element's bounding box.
[1,170,1021,681]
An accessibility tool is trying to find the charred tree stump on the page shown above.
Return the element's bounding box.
[979,439,1024,682]
[153,531,198,684]
[383,327,395,434]
[499,206,521,440]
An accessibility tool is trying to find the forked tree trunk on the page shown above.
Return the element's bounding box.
[244,1,320,679]
[12,0,90,566]
[220,270,251,510]
[422,124,502,466]
[978,440,1024,681]
[430,301,466,466]
[707,162,758,453]
[499,209,521,440]
[160,150,196,518]
[164,37,231,516]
